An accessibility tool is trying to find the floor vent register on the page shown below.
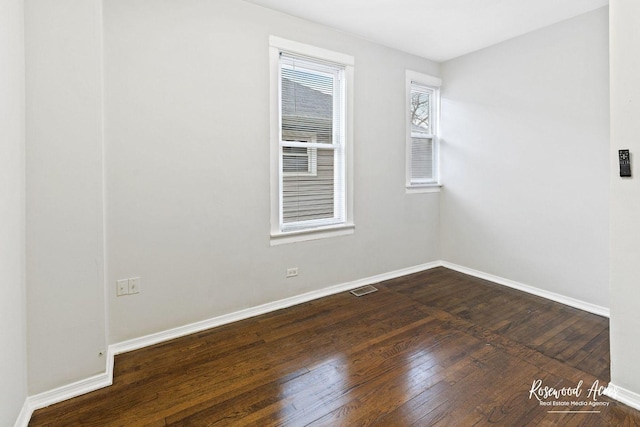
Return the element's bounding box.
[350,285,379,297]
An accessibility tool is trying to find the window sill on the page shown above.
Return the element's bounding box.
[270,223,355,246]
[406,184,442,194]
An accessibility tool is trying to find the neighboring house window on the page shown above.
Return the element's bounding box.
[269,37,354,245]
[282,132,317,176]
[406,70,442,192]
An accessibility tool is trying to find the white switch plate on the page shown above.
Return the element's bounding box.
[286,267,298,278]
[117,279,129,296]
[128,277,140,294]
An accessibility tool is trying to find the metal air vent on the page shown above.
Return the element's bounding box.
[350,285,378,297]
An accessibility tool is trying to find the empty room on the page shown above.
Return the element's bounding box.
[4,0,640,425]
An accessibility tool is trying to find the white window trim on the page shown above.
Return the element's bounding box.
[406,185,442,194]
[406,70,442,194]
[269,36,355,245]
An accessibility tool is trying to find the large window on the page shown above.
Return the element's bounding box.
[406,71,441,192]
[270,37,354,245]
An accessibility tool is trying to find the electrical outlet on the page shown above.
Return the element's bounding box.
[128,277,140,294]
[117,279,129,296]
[286,267,298,278]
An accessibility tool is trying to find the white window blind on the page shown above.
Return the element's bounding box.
[279,53,346,232]
[409,82,438,185]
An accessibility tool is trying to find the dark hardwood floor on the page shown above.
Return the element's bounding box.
[30,267,640,426]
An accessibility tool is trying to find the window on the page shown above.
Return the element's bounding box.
[406,70,441,192]
[282,132,317,176]
[270,37,354,245]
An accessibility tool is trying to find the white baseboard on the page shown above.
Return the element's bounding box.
[440,261,610,318]
[15,261,441,427]
[13,400,32,427]
[110,261,441,355]
[14,371,112,427]
[604,383,640,411]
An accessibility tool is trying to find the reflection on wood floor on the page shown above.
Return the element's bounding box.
[30,267,640,426]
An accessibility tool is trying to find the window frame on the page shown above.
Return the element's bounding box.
[406,70,442,194]
[269,36,355,245]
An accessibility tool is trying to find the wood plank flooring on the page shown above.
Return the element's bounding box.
[29,267,640,426]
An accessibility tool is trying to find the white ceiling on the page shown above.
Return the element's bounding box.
[243,0,609,62]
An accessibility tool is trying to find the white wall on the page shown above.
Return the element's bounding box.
[440,7,610,308]
[25,0,106,394]
[609,0,640,397]
[103,0,441,342]
[0,0,27,423]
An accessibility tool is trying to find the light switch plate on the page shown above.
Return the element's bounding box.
[117,279,128,296]
[128,277,140,294]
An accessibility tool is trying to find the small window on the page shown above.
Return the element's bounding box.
[410,84,435,183]
[406,71,441,191]
[282,132,317,176]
